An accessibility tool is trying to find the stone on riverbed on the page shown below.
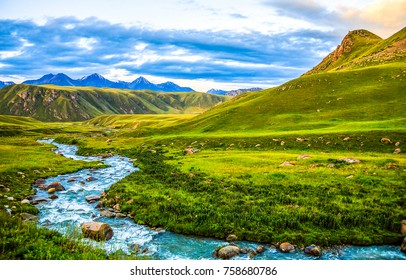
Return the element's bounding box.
[81,222,114,241]
[279,242,295,253]
[85,195,101,203]
[100,210,116,218]
[34,178,46,186]
[217,245,240,259]
[30,197,51,205]
[86,176,98,182]
[48,188,56,194]
[46,182,65,191]
[304,245,322,257]
[401,237,406,253]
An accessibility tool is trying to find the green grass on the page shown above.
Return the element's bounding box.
[0,84,230,121]
[0,28,405,257]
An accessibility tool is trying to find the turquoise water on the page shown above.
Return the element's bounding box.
[34,139,406,260]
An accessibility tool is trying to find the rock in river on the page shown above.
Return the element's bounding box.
[85,195,101,203]
[81,222,114,241]
[100,210,116,218]
[46,182,65,191]
[34,178,46,186]
[30,197,51,205]
[304,245,322,257]
[86,176,98,182]
[279,242,295,253]
[401,237,406,253]
[217,245,240,259]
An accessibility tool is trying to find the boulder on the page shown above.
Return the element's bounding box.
[401,237,406,253]
[297,154,311,160]
[48,188,56,194]
[394,148,401,154]
[339,157,360,164]
[67,178,75,182]
[100,210,116,218]
[380,138,392,144]
[226,234,238,242]
[46,182,65,191]
[279,242,295,253]
[401,220,406,235]
[34,178,46,186]
[49,194,58,200]
[217,245,240,259]
[21,199,30,204]
[85,195,101,203]
[86,176,98,182]
[81,222,114,241]
[30,197,51,205]
[279,161,294,167]
[256,245,266,254]
[20,213,39,223]
[304,245,322,257]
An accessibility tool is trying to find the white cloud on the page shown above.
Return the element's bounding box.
[77,37,97,51]
[0,50,23,59]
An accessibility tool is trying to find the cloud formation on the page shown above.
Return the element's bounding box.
[0,17,338,90]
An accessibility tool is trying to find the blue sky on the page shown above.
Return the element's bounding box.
[0,0,405,91]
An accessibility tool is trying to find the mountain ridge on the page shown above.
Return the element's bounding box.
[0,81,15,89]
[304,27,406,75]
[0,84,229,121]
[207,87,263,96]
[162,27,406,134]
[21,73,195,92]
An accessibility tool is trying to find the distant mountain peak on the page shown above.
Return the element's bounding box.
[0,80,15,89]
[81,73,106,80]
[207,88,228,95]
[21,73,195,92]
[303,28,386,76]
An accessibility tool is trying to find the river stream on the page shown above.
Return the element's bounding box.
[33,139,406,260]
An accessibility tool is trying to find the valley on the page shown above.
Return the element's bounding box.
[0,27,405,260]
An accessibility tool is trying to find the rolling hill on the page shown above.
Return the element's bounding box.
[0,85,229,121]
[161,28,406,136]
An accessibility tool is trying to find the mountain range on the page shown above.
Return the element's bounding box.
[20,73,195,92]
[207,88,263,96]
[0,81,15,88]
[0,84,229,121]
[0,27,404,124]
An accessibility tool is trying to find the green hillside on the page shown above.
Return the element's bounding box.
[163,63,405,136]
[0,84,230,121]
[305,27,405,75]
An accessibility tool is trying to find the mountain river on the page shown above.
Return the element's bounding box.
[33,139,406,260]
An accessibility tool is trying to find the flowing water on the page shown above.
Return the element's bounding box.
[34,139,406,260]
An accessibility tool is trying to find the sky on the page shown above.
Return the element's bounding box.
[0,0,405,91]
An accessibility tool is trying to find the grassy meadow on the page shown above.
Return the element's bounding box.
[0,61,405,258]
